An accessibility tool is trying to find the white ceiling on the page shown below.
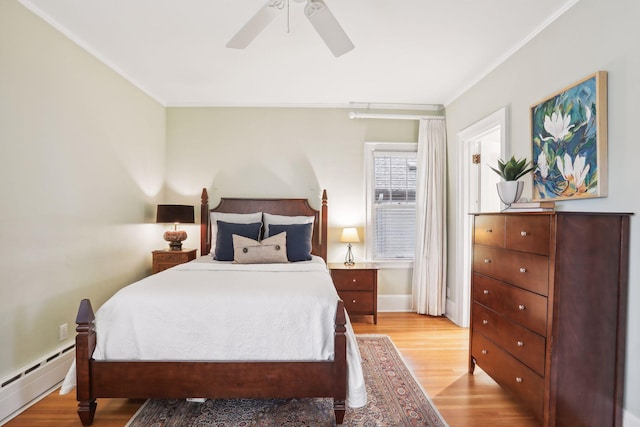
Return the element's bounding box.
[20,0,579,107]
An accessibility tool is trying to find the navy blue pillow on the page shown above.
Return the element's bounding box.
[268,223,313,262]
[214,221,262,261]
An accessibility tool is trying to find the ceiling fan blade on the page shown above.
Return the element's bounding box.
[226,0,282,49]
[304,0,354,57]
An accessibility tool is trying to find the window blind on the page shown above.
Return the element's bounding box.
[372,152,417,259]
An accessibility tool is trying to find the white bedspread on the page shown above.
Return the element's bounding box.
[60,256,366,408]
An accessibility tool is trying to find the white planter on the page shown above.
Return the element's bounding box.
[496,181,524,206]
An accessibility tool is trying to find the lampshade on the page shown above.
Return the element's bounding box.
[340,227,360,243]
[156,205,194,251]
[156,204,195,224]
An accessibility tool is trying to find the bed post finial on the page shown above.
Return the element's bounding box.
[321,189,328,261]
[201,188,210,256]
[333,299,347,424]
[76,299,97,426]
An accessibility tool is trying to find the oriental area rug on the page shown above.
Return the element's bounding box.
[126,335,448,427]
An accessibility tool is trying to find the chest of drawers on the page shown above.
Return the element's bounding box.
[469,212,629,427]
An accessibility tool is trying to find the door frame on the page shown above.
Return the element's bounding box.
[449,107,508,327]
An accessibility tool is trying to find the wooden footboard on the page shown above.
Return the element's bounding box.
[75,298,347,425]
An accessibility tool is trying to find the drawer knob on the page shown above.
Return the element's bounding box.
[518,304,526,311]
[483,289,489,295]
[520,231,528,236]
[516,377,523,383]
[485,228,493,233]
[519,267,527,273]
[352,299,357,303]
[482,319,488,325]
[481,349,488,355]
[517,340,524,347]
[483,259,491,264]
[352,279,357,283]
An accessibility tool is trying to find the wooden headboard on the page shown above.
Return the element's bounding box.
[200,188,328,261]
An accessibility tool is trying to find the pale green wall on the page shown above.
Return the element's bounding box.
[0,1,166,380]
[165,107,428,295]
[445,0,639,417]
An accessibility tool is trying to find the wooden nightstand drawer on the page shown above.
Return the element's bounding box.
[331,269,375,291]
[154,252,191,262]
[152,249,196,274]
[341,291,374,315]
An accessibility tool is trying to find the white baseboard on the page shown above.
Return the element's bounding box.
[625,409,640,427]
[378,294,413,312]
[0,344,74,425]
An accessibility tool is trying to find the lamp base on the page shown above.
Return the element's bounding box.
[344,243,355,266]
[164,230,187,251]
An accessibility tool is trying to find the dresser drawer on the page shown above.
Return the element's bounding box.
[506,215,551,255]
[472,333,544,420]
[472,303,546,376]
[474,215,505,247]
[473,274,548,336]
[331,270,375,291]
[473,246,549,296]
[340,291,374,315]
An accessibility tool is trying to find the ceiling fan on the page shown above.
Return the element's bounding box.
[226,0,354,57]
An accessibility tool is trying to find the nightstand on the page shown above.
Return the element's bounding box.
[152,248,197,274]
[329,263,378,324]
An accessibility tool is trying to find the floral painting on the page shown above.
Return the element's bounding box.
[531,71,608,201]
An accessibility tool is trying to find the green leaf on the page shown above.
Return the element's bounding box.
[489,155,533,181]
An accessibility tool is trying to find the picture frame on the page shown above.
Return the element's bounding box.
[531,71,608,201]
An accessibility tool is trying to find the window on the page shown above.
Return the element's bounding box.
[365,142,417,263]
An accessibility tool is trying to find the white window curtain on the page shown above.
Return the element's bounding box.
[412,117,447,315]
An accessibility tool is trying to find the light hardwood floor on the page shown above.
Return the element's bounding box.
[4,312,539,427]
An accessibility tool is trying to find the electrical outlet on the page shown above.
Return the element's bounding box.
[59,323,68,341]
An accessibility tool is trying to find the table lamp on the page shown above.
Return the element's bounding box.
[156,204,195,250]
[340,227,360,266]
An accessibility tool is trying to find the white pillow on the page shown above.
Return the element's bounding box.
[263,212,315,237]
[209,211,262,255]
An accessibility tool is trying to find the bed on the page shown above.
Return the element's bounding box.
[68,188,365,426]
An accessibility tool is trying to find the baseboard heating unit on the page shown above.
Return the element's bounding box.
[0,344,74,425]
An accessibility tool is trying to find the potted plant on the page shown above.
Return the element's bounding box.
[489,155,535,207]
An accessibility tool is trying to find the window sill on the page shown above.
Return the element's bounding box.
[368,259,414,269]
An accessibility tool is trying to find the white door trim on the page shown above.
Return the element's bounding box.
[450,107,508,327]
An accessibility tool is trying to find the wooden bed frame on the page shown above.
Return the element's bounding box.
[75,188,348,425]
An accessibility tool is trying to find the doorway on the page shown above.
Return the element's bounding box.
[450,107,507,327]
